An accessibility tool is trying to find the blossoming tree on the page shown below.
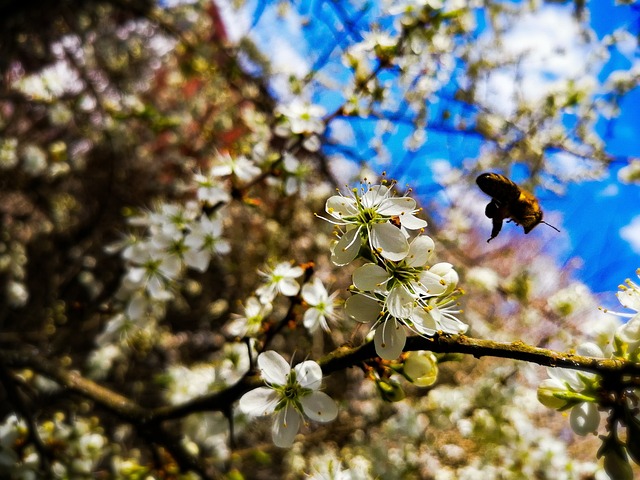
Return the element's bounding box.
[2,0,640,479]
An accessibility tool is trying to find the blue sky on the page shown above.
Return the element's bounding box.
[221,0,640,306]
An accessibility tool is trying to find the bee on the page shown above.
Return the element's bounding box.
[476,172,559,243]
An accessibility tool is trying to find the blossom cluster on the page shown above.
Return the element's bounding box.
[0,413,107,478]
[538,269,640,479]
[324,183,467,359]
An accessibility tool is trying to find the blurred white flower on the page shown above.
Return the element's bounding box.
[301,277,339,333]
[210,151,261,183]
[226,296,273,337]
[167,365,217,405]
[256,262,304,303]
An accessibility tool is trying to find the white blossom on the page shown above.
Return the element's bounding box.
[239,351,338,448]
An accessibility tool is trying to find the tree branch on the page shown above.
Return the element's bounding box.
[319,334,637,376]
[4,331,639,475]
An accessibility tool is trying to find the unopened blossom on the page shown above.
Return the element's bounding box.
[403,351,438,387]
[537,343,603,436]
[301,277,339,333]
[239,351,338,448]
[256,262,305,303]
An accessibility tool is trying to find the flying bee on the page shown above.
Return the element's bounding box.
[476,172,560,243]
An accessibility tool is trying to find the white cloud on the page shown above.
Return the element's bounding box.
[217,0,310,99]
[474,5,599,116]
[620,215,640,253]
[215,0,252,43]
[599,183,619,197]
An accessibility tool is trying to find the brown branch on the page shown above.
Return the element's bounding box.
[3,331,640,475]
[319,334,637,377]
[5,333,639,426]
[0,350,216,478]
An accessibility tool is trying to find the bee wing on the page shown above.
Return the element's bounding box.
[476,173,521,203]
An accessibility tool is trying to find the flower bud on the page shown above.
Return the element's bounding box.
[537,379,571,410]
[403,351,438,387]
[376,378,406,402]
[602,438,634,480]
[569,402,600,436]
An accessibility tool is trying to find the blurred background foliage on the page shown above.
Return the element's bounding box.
[0,0,637,478]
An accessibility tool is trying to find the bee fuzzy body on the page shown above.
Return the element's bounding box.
[476,173,544,242]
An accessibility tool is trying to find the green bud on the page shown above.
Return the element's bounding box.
[603,447,634,480]
[403,351,438,387]
[376,378,406,402]
[623,411,640,464]
[537,379,571,410]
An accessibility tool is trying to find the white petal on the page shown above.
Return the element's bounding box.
[225,317,248,337]
[183,249,210,272]
[377,196,416,216]
[301,278,327,305]
[547,367,581,389]
[238,387,280,416]
[439,315,468,334]
[370,223,409,262]
[570,402,600,436]
[184,232,205,250]
[294,361,323,390]
[147,276,171,301]
[258,351,290,385]
[427,304,442,324]
[398,211,427,230]
[411,308,437,336]
[275,263,303,278]
[576,342,604,358]
[406,236,434,267]
[256,283,277,304]
[278,278,301,297]
[430,262,459,290]
[272,408,301,448]
[617,288,640,312]
[617,315,640,343]
[417,271,447,296]
[386,286,415,319]
[331,228,361,266]
[126,267,146,284]
[374,319,407,360]
[352,263,389,291]
[300,392,338,422]
[126,294,147,320]
[159,255,182,279]
[360,185,389,208]
[303,309,321,333]
[215,239,231,255]
[345,294,381,323]
[325,195,357,219]
[302,135,321,152]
